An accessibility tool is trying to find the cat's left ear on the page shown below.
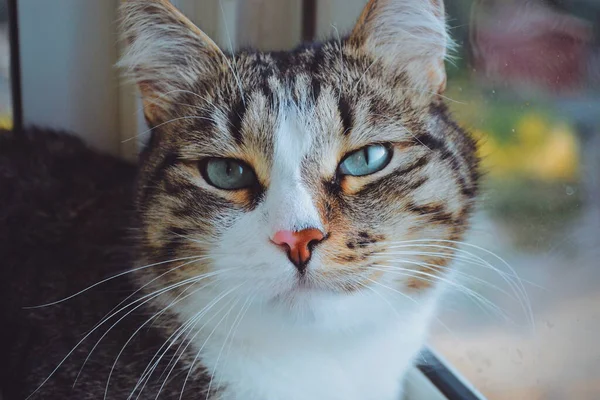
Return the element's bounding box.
[349,0,451,95]
[118,0,226,125]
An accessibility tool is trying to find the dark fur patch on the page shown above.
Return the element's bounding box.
[406,202,454,224]
[396,156,429,176]
[228,99,247,145]
[338,96,354,135]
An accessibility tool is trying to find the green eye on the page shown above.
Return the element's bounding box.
[339,144,392,176]
[201,158,257,190]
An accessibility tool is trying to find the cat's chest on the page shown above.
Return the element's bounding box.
[198,324,422,400]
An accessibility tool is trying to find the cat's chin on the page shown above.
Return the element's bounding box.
[279,274,358,298]
[254,281,402,335]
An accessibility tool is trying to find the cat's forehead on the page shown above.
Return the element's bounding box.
[173,40,413,160]
[233,40,401,103]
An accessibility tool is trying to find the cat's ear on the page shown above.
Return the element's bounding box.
[349,0,451,95]
[118,0,225,124]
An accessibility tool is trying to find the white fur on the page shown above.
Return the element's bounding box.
[265,109,322,235]
[200,299,436,400]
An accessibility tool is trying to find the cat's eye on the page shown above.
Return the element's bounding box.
[338,144,392,177]
[201,158,257,190]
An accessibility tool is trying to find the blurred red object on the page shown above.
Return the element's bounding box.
[471,1,593,93]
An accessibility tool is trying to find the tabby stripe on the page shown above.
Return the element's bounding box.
[338,96,354,135]
[406,202,454,224]
[310,77,322,104]
[395,156,428,176]
[404,177,427,191]
[228,99,246,145]
[141,153,179,202]
[413,131,476,199]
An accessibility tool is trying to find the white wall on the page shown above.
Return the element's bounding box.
[18,0,120,155]
[236,0,302,51]
[316,0,367,39]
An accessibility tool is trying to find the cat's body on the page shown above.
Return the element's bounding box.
[0,129,207,399]
[0,0,479,399]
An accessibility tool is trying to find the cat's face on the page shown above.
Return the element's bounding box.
[121,0,478,328]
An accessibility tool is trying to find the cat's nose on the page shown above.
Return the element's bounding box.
[271,228,325,273]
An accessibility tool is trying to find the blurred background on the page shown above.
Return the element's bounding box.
[1,0,598,399]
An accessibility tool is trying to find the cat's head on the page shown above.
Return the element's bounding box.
[119,0,478,330]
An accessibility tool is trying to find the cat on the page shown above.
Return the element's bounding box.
[0,0,479,399]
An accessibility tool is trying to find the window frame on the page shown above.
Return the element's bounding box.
[7,0,21,132]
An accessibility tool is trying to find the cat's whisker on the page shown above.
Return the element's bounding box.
[218,0,245,105]
[139,99,223,125]
[103,277,223,399]
[379,242,528,301]
[378,239,535,329]
[206,287,260,399]
[331,24,345,100]
[24,255,209,309]
[352,275,457,343]
[134,312,202,399]
[369,115,434,152]
[131,305,210,400]
[121,115,224,144]
[32,262,230,395]
[201,298,242,400]
[377,249,528,296]
[364,277,420,306]
[359,275,455,346]
[369,264,511,322]
[179,283,247,400]
[79,267,232,389]
[351,277,404,319]
[162,297,239,399]
[353,58,378,93]
[28,266,224,400]
[424,238,535,328]
[139,88,215,112]
[216,289,259,392]
[121,115,224,143]
[90,255,220,333]
[130,309,198,399]
[135,284,243,400]
[368,255,513,297]
[145,267,220,331]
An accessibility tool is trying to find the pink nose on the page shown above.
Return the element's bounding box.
[272,228,325,272]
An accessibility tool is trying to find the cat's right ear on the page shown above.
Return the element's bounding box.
[118,0,225,125]
[348,0,451,97]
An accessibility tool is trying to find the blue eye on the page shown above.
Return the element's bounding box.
[339,144,392,177]
[201,158,257,190]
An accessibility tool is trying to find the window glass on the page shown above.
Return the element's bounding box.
[432,1,600,399]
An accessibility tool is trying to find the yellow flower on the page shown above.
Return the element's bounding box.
[471,114,579,182]
[517,114,546,147]
[527,123,579,181]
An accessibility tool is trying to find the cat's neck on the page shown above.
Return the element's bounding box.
[181,290,439,400]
